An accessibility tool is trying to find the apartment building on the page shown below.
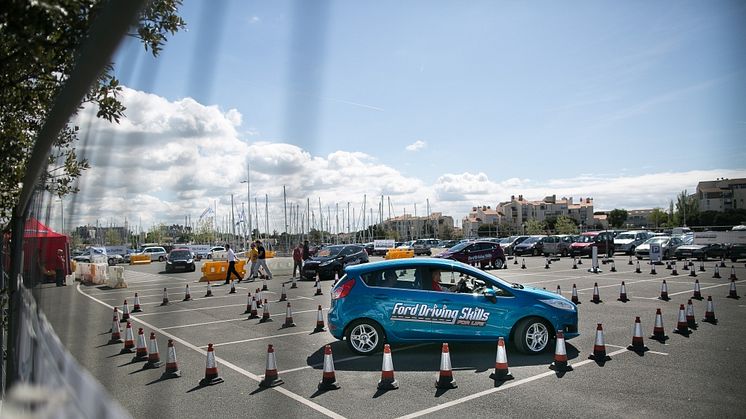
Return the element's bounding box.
[696,178,746,212]
[382,212,455,241]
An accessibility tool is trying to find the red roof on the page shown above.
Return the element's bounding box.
[24,217,65,238]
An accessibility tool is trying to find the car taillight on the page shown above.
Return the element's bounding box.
[331,278,355,300]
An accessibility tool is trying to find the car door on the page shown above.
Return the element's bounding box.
[427,267,512,341]
[372,266,432,339]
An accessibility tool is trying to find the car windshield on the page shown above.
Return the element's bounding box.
[616,233,636,240]
[170,250,191,259]
[317,246,344,257]
[523,236,541,244]
[576,235,596,243]
[448,242,470,252]
[645,237,669,244]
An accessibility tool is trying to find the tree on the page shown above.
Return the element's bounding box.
[649,208,668,228]
[105,228,122,245]
[674,190,698,226]
[554,216,578,234]
[525,219,546,235]
[0,1,186,228]
[608,209,628,228]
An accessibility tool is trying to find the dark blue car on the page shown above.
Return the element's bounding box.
[328,258,578,355]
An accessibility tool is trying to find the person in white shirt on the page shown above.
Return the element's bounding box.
[224,244,242,284]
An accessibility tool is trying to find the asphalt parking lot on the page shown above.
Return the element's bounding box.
[38,254,746,418]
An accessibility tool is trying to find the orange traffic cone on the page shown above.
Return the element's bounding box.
[120,321,135,353]
[727,279,739,299]
[617,281,629,302]
[315,278,323,296]
[685,299,698,329]
[121,300,130,322]
[132,293,142,312]
[649,262,657,275]
[659,280,670,301]
[229,280,236,294]
[143,332,163,369]
[162,339,181,379]
[199,344,224,386]
[628,255,633,265]
[259,344,284,387]
[318,344,341,391]
[549,330,573,372]
[132,328,149,362]
[556,285,561,296]
[160,288,169,306]
[729,266,737,281]
[627,317,649,353]
[281,302,296,328]
[259,299,272,323]
[571,284,580,305]
[521,259,526,269]
[262,278,268,291]
[313,305,325,333]
[610,261,616,272]
[378,344,399,390]
[435,343,457,389]
[702,296,718,324]
[588,324,611,362]
[713,265,721,279]
[650,308,668,342]
[635,261,641,274]
[255,288,263,307]
[279,283,287,302]
[290,274,298,289]
[590,283,602,304]
[689,265,697,277]
[108,310,123,344]
[671,262,678,276]
[204,281,213,297]
[673,304,690,336]
[692,279,703,300]
[490,337,514,382]
[110,307,120,331]
[243,292,253,314]
[247,294,259,319]
[183,284,192,301]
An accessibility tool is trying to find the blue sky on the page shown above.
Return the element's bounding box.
[67,0,746,230]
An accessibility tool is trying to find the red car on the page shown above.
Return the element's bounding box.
[569,231,615,257]
[435,240,506,269]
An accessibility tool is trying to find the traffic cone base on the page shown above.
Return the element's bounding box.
[199,375,224,386]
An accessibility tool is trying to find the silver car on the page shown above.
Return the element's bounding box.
[634,236,684,260]
[614,231,652,255]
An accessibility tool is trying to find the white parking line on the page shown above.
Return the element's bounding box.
[159,308,323,330]
[666,282,733,297]
[75,284,344,419]
[397,347,631,419]
[606,344,668,356]
[132,296,312,317]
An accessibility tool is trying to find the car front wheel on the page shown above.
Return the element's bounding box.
[345,319,385,355]
[493,258,504,269]
[513,317,551,354]
[158,256,165,262]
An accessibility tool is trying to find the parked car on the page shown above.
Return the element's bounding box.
[327,258,578,355]
[302,244,369,281]
[207,246,225,259]
[440,240,458,249]
[396,240,432,256]
[614,231,653,255]
[140,246,168,262]
[674,243,727,261]
[500,235,530,256]
[727,243,746,262]
[73,247,122,266]
[435,240,507,269]
[513,236,546,256]
[569,231,615,258]
[541,235,575,257]
[165,248,196,272]
[635,236,684,260]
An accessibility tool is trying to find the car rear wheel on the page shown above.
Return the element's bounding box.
[345,319,384,355]
[158,256,165,262]
[532,248,539,256]
[492,258,504,269]
[513,317,551,354]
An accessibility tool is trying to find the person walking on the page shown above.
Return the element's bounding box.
[255,240,273,280]
[54,249,66,287]
[224,244,242,284]
[292,242,303,278]
[246,242,259,280]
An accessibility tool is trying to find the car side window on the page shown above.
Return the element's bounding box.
[362,268,423,290]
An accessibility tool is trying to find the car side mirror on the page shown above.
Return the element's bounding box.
[483,288,497,303]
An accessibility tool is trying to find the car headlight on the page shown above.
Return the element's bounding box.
[539,299,576,311]
[166,261,172,264]
[187,259,193,263]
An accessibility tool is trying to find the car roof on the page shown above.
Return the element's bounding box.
[345,257,479,275]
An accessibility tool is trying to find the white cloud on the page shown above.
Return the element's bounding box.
[249,16,260,24]
[55,87,746,234]
[405,140,427,152]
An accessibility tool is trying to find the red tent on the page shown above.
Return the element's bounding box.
[23,217,71,277]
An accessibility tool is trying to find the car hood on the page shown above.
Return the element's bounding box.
[636,243,651,250]
[520,286,574,304]
[614,239,635,245]
[675,245,705,251]
[570,242,591,248]
[308,255,340,263]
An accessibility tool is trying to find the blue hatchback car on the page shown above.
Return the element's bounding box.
[328,258,578,355]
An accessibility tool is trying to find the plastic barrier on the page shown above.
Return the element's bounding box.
[106,266,128,288]
[75,262,110,285]
[129,254,151,265]
[385,249,415,260]
[200,259,247,282]
[266,250,276,259]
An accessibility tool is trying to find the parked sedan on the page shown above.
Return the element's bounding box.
[164,248,196,272]
[327,258,579,355]
[614,231,652,255]
[635,236,684,260]
[513,236,545,256]
[435,240,506,269]
[302,244,369,281]
[674,244,727,261]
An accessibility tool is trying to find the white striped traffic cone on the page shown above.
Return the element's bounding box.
[377,344,399,390]
[132,293,142,312]
[259,344,284,387]
[556,285,561,296]
[727,279,739,299]
[549,330,573,372]
[262,278,268,291]
[699,260,705,272]
[254,288,262,307]
[659,280,670,301]
[692,279,702,300]
[281,302,296,328]
[627,317,649,353]
[572,258,578,269]
[610,261,616,272]
[259,299,272,323]
[204,281,213,297]
[671,262,678,276]
[120,321,135,354]
[617,281,629,302]
[650,308,668,342]
[313,305,325,333]
[521,259,526,269]
[490,337,514,382]
[689,265,697,277]
[649,262,657,275]
[247,295,259,319]
[702,296,718,324]
[290,274,298,289]
[143,332,163,369]
[279,283,287,302]
[713,265,721,279]
[229,280,236,294]
[685,299,698,329]
[673,304,690,336]
[318,344,340,391]
[132,328,149,362]
[544,258,550,269]
[571,284,580,305]
[243,292,253,314]
[199,344,224,386]
[120,300,130,322]
[590,283,602,304]
[108,310,122,344]
[315,278,323,296]
[628,255,633,265]
[162,339,181,379]
[110,307,120,332]
[435,343,457,389]
[635,260,641,273]
[183,284,192,301]
[588,323,611,362]
[160,288,169,306]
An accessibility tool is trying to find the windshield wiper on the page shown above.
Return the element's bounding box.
[512,283,524,289]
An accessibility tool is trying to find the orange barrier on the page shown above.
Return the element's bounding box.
[384,249,414,260]
[129,254,151,265]
[200,260,247,282]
